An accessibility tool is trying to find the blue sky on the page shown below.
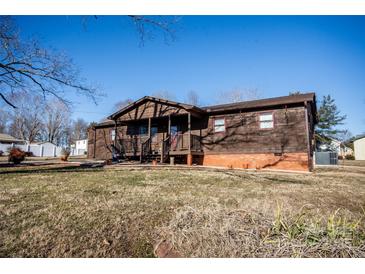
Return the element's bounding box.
[14,16,365,135]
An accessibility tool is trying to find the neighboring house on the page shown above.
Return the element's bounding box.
[353,134,365,160]
[317,137,353,157]
[71,139,88,156]
[0,133,26,154]
[0,135,62,157]
[87,93,317,171]
[0,133,26,145]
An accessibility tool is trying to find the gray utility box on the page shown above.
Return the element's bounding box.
[315,151,338,165]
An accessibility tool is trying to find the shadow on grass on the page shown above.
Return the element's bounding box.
[219,170,312,185]
[0,163,104,175]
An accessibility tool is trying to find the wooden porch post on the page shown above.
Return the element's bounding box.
[148,118,151,139]
[160,135,164,164]
[114,120,118,147]
[148,117,152,153]
[168,115,171,136]
[187,112,192,166]
[188,113,191,152]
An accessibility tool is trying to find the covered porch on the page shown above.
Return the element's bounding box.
[113,112,203,164]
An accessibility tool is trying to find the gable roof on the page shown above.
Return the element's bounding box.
[0,133,25,143]
[108,96,205,120]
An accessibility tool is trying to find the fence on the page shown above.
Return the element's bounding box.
[0,143,63,157]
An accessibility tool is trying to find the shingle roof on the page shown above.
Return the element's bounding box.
[202,93,316,112]
[94,92,316,128]
[0,133,25,143]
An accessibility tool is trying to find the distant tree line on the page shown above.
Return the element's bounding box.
[0,92,89,146]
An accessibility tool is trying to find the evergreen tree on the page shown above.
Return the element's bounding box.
[316,95,346,142]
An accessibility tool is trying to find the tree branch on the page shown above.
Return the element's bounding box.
[0,92,16,108]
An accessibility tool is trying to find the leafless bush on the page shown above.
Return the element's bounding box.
[8,147,26,164]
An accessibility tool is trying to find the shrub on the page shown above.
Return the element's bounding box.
[8,148,26,164]
[345,155,355,160]
[24,151,34,157]
[0,150,3,156]
[60,148,70,161]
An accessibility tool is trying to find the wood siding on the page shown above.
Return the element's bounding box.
[116,101,189,122]
[87,127,114,159]
[88,103,314,171]
[199,106,308,154]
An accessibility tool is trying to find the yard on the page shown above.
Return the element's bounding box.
[0,162,364,257]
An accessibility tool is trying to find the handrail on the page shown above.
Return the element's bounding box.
[140,137,151,163]
[191,134,202,151]
[162,136,170,163]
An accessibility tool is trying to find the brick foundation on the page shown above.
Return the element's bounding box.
[202,152,309,171]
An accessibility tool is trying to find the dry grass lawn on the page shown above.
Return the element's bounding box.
[0,163,364,257]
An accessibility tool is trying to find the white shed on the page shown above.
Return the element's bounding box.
[29,142,62,157]
[354,135,365,160]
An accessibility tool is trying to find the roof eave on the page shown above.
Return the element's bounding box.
[108,96,205,120]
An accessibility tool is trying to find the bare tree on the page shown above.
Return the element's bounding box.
[0,16,98,108]
[80,15,179,46]
[70,118,89,142]
[185,90,200,106]
[217,88,260,104]
[42,100,71,145]
[152,90,176,101]
[8,92,44,142]
[0,108,9,133]
[113,98,134,112]
[289,91,303,96]
[127,16,179,46]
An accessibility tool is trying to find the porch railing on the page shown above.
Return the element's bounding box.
[169,133,202,151]
[117,133,202,156]
[117,136,146,155]
[191,134,202,151]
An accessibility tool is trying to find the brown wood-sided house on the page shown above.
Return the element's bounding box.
[87,92,317,171]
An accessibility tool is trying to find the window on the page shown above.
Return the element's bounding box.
[111,129,116,141]
[214,118,225,133]
[139,125,148,135]
[259,113,274,129]
[151,127,158,136]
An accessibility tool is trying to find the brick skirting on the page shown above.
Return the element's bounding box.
[201,152,309,171]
